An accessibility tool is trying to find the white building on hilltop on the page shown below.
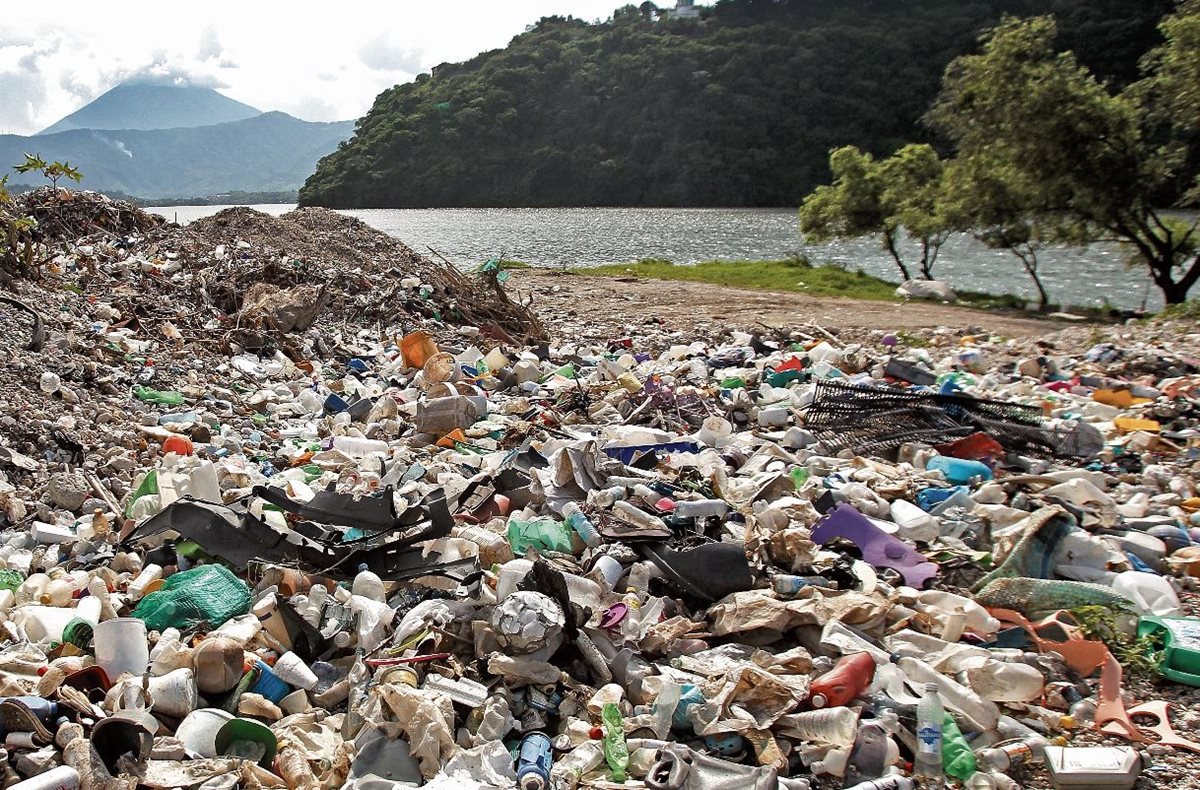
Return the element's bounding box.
[673,0,700,19]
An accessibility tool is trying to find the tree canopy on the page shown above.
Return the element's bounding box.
[928,8,1200,304]
[300,0,1170,209]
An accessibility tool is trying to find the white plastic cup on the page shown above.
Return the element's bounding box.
[94,617,149,679]
[272,651,319,690]
[279,689,311,716]
[175,708,234,759]
[591,556,624,590]
[147,667,198,717]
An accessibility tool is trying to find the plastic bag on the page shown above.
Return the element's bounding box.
[133,564,252,631]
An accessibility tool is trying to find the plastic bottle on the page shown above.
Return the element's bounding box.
[926,456,993,485]
[562,503,601,548]
[890,499,938,543]
[978,736,1049,772]
[86,577,117,621]
[809,652,876,709]
[780,707,859,746]
[127,564,163,601]
[601,703,628,782]
[611,500,667,531]
[1110,570,1182,616]
[1068,698,1096,726]
[811,746,849,776]
[517,731,553,790]
[942,713,977,780]
[844,778,914,790]
[845,720,892,784]
[351,564,386,602]
[588,486,627,508]
[619,589,644,644]
[914,682,945,780]
[276,745,320,790]
[965,771,1020,790]
[40,571,87,607]
[550,741,604,790]
[302,584,328,629]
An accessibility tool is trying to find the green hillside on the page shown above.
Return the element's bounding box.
[1,113,354,199]
[300,0,1171,209]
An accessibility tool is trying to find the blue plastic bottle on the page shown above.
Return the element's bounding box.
[925,456,993,485]
[516,731,553,790]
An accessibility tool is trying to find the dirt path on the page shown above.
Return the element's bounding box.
[510,270,1070,340]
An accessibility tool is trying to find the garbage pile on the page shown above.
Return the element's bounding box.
[0,199,1198,790]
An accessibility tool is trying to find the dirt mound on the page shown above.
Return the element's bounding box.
[1,194,546,345]
[15,187,163,242]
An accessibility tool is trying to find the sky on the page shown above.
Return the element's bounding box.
[0,1,706,136]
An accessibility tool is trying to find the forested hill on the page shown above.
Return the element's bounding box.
[299,0,1171,209]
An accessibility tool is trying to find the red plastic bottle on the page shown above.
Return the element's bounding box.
[809,652,876,708]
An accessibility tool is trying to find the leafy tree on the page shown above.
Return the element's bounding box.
[300,0,1171,209]
[799,144,949,281]
[939,155,1053,308]
[929,13,1200,304]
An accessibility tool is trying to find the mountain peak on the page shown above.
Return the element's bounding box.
[38,82,261,136]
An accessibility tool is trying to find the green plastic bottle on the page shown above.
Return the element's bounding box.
[601,702,628,782]
[942,712,977,781]
[134,386,184,405]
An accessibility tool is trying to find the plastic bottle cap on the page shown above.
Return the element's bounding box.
[810,693,828,708]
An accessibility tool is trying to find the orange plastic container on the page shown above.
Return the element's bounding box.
[400,331,438,370]
[162,435,194,456]
[808,651,876,708]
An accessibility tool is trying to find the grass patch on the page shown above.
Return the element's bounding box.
[499,259,531,270]
[1155,299,1200,321]
[573,257,901,301]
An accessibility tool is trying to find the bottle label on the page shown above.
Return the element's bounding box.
[917,725,942,754]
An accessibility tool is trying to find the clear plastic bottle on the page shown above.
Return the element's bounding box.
[914,682,945,780]
[550,741,604,790]
[1068,698,1096,727]
[977,736,1048,772]
[562,502,601,548]
[780,707,859,746]
[588,486,627,508]
[351,564,386,602]
[619,588,644,644]
[965,771,1020,790]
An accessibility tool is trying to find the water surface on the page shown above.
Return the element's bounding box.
[146,204,1171,310]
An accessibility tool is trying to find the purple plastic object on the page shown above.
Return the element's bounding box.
[601,603,629,628]
[809,502,939,588]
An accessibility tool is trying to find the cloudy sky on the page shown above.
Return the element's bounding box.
[0,1,704,136]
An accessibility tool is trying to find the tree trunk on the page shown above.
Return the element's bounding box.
[919,238,934,280]
[1011,247,1048,309]
[883,231,911,281]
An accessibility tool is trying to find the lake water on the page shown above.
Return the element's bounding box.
[146,204,1164,310]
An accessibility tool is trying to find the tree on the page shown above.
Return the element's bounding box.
[939,155,1054,308]
[14,154,83,191]
[799,144,950,281]
[929,13,1200,304]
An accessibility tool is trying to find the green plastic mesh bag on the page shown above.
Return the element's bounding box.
[133,564,251,632]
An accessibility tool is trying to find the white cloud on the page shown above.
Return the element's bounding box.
[0,1,712,136]
[359,34,424,73]
[197,26,223,62]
